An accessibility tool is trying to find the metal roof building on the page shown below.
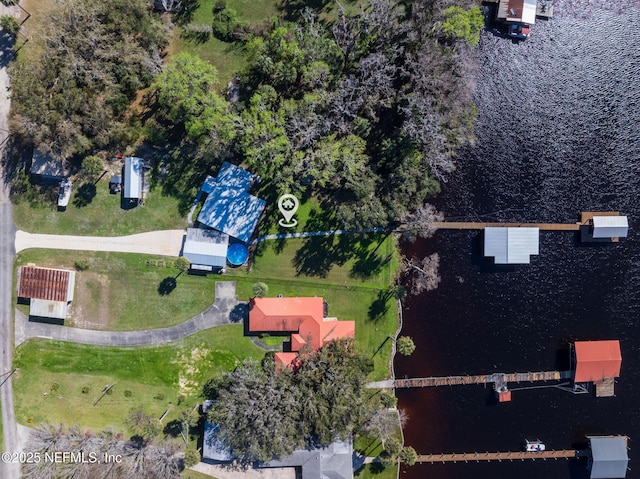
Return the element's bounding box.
[201,162,254,195]
[589,436,629,479]
[592,216,629,239]
[30,149,67,183]
[497,0,537,24]
[123,157,143,200]
[574,340,622,383]
[17,266,75,320]
[182,228,229,270]
[484,227,539,264]
[262,439,354,479]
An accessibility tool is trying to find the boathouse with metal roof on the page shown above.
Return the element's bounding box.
[484,227,540,264]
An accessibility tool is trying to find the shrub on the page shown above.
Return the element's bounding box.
[154,392,165,401]
[0,14,20,39]
[124,389,132,397]
[252,282,268,298]
[183,448,201,468]
[81,386,90,394]
[396,336,416,356]
[50,383,60,392]
[74,259,90,271]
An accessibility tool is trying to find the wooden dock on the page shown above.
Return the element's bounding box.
[415,449,580,464]
[433,222,580,231]
[384,371,573,389]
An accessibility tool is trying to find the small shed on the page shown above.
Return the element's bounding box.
[17,265,75,321]
[592,216,629,239]
[574,340,622,383]
[497,0,537,24]
[123,157,143,200]
[484,227,539,264]
[30,149,67,184]
[588,436,629,479]
[182,228,229,271]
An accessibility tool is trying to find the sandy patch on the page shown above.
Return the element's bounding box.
[177,346,210,396]
[68,272,112,330]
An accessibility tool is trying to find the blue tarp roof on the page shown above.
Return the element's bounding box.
[197,162,265,243]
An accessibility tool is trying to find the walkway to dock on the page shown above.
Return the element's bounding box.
[433,221,580,231]
[367,370,573,389]
[415,449,583,464]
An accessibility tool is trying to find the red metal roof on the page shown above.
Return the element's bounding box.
[574,340,622,383]
[18,266,71,302]
[248,297,324,332]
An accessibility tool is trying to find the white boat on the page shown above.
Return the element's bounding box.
[57,179,72,208]
[525,439,546,452]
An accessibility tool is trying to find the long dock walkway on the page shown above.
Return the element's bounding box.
[367,371,573,389]
[415,449,582,463]
[433,221,580,231]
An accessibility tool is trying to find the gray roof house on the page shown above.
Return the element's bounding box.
[261,439,354,479]
[589,436,629,479]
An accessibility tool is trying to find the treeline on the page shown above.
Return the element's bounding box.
[154,0,483,227]
[8,0,169,161]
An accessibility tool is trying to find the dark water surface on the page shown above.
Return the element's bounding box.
[397,3,640,479]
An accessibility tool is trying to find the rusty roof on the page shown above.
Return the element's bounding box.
[18,266,72,302]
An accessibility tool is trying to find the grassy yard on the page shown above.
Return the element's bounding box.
[12,325,264,433]
[13,173,186,236]
[15,250,218,331]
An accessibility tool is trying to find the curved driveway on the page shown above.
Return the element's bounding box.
[15,282,244,347]
[15,229,185,256]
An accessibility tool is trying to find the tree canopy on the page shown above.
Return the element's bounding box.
[206,339,374,463]
[9,0,169,160]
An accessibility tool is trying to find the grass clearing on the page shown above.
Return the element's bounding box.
[13,173,186,236]
[16,250,219,331]
[12,325,264,433]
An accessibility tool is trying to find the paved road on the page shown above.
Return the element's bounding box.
[15,282,244,346]
[15,229,186,256]
[0,10,20,477]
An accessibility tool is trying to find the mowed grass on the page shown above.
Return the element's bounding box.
[12,325,264,433]
[16,250,218,331]
[13,174,186,236]
[229,229,401,381]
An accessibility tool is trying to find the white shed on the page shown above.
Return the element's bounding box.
[589,436,629,479]
[592,216,629,239]
[123,157,143,200]
[484,227,540,264]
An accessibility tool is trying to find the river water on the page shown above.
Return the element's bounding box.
[396,2,640,479]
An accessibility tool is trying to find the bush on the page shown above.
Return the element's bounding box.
[82,155,103,178]
[399,446,417,466]
[212,1,246,42]
[74,259,90,271]
[252,282,268,298]
[81,386,90,394]
[183,448,201,468]
[396,336,416,356]
[0,14,20,39]
[380,391,397,409]
[154,392,165,401]
[50,383,60,392]
[439,6,484,47]
[124,389,132,397]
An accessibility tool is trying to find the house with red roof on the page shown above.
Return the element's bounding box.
[248,297,355,368]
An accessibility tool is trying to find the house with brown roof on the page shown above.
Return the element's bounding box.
[17,265,76,322]
[248,297,355,368]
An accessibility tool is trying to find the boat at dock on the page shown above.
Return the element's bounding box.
[525,439,546,452]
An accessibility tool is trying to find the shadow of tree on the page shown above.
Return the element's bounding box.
[276,0,334,22]
[163,419,182,438]
[181,28,211,44]
[174,0,201,25]
[368,289,392,321]
[73,183,96,208]
[229,303,248,323]
[158,277,177,295]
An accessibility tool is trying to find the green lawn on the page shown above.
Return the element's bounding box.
[13,173,186,236]
[12,325,264,433]
[15,250,218,331]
